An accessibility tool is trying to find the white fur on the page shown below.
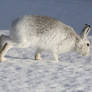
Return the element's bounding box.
[0,15,91,62]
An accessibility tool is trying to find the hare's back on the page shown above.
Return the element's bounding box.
[9,15,76,45]
[10,15,65,35]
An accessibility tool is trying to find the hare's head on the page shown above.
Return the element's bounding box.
[76,24,91,56]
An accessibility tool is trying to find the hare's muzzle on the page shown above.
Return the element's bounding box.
[81,52,90,56]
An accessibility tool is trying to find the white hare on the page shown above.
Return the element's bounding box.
[0,15,91,62]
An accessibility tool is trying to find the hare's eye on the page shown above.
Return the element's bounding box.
[87,43,90,46]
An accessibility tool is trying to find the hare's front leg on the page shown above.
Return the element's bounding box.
[53,53,59,63]
[0,43,9,62]
[35,48,42,60]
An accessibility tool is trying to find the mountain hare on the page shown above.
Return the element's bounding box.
[0,15,91,62]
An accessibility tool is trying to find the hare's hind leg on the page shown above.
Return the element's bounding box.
[0,43,9,62]
[35,48,42,60]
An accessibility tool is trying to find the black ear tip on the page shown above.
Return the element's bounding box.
[85,24,88,25]
[85,24,91,28]
[88,25,91,28]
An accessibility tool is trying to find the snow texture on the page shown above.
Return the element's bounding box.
[0,30,92,92]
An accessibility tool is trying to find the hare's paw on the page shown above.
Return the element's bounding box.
[53,53,59,63]
[0,56,6,62]
[53,59,59,64]
[35,53,42,61]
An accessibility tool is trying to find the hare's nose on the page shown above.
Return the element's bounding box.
[82,53,89,56]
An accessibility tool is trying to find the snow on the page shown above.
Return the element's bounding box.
[0,30,92,92]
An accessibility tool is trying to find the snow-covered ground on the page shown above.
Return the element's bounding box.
[0,30,92,92]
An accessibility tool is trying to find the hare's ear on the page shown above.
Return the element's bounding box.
[81,24,91,39]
